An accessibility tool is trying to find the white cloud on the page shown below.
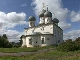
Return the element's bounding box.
[70,11,80,22]
[21,3,27,7]
[0,29,22,42]
[59,21,71,30]
[32,0,71,30]
[0,11,27,29]
[0,11,28,42]
[63,30,80,40]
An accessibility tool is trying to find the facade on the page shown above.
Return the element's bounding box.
[21,5,63,47]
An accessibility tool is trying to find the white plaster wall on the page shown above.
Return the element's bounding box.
[34,24,53,34]
[25,28,34,35]
[26,36,41,47]
[39,17,45,24]
[23,23,63,47]
[25,24,53,35]
[26,37,33,47]
[22,38,26,46]
[53,24,63,45]
[40,35,56,46]
[45,17,52,24]
[29,21,35,27]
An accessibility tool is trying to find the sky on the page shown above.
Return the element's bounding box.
[0,0,80,42]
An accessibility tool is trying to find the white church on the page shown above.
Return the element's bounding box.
[21,4,63,47]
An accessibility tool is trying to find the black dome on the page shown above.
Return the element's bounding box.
[52,18,59,23]
[28,16,36,21]
[39,9,46,17]
[44,11,52,17]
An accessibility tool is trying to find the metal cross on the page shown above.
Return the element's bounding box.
[42,2,45,9]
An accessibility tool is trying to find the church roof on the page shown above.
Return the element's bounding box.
[52,18,59,23]
[44,11,52,17]
[28,16,36,21]
[39,9,46,17]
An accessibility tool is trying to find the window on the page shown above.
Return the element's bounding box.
[58,40,60,43]
[47,38,50,40]
[42,38,45,44]
[40,27,44,31]
[29,38,32,45]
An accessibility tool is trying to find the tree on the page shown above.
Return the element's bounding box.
[0,34,12,48]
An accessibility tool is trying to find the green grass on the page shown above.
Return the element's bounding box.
[0,49,80,60]
[0,46,55,53]
[0,46,80,60]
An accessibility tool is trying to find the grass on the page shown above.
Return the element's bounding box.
[0,50,80,60]
[0,46,55,53]
[0,46,80,60]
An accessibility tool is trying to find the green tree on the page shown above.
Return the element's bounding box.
[0,34,12,48]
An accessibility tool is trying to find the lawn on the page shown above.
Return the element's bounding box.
[0,46,80,60]
[0,48,80,60]
[0,46,54,53]
[0,50,79,60]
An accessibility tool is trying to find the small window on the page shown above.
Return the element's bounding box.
[47,38,50,40]
[40,27,44,31]
[29,38,32,45]
[42,38,45,44]
[58,40,60,43]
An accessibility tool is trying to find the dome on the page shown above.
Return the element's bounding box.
[52,18,59,23]
[44,11,52,17]
[39,9,46,17]
[28,16,36,21]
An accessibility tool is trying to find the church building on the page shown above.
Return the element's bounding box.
[21,4,63,47]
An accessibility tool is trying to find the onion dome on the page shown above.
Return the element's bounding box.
[44,11,52,17]
[52,18,59,23]
[28,16,36,21]
[39,9,46,17]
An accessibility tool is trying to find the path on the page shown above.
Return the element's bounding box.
[0,48,55,56]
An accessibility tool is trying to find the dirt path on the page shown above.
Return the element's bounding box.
[0,48,55,56]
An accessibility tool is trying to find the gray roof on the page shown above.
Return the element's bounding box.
[44,11,52,17]
[39,9,46,17]
[52,18,59,23]
[28,16,36,21]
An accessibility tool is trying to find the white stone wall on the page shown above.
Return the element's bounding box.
[26,36,41,47]
[22,37,26,46]
[53,24,63,44]
[39,17,45,24]
[22,34,57,47]
[40,35,56,46]
[22,23,63,47]
[25,24,53,35]
[45,17,52,24]
[29,21,35,27]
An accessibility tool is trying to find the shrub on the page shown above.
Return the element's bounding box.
[57,40,80,52]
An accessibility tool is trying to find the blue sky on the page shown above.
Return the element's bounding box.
[0,0,80,42]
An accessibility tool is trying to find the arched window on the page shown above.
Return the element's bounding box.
[29,38,32,45]
[42,38,45,44]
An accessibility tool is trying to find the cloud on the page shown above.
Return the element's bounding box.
[70,11,80,22]
[21,3,27,7]
[0,11,27,29]
[59,21,71,30]
[63,30,80,40]
[0,29,22,42]
[32,0,71,30]
[0,11,28,42]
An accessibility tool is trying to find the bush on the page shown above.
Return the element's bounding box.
[57,39,80,52]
